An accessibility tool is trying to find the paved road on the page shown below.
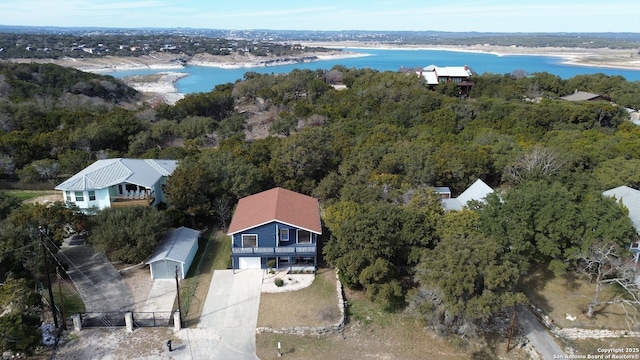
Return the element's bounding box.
[517,304,565,360]
[195,269,262,360]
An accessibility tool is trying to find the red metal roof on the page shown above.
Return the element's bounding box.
[227,187,322,235]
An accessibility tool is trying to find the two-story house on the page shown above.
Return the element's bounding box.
[227,187,322,272]
[55,158,178,213]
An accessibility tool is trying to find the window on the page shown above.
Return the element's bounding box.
[65,191,71,201]
[242,234,257,248]
[279,229,289,242]
[297,230,311,244]
[88,191,96,201]
[74,191,84,202]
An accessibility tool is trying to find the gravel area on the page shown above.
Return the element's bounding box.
[119,266,155,311]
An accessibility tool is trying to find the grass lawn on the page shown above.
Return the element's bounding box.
[519,265,635,330]
[258,268,340,328]
[1,189,58,201]
[52,277,86,321]
[181,229,230,327]
[520,265,640,355]
[256,287,529,360]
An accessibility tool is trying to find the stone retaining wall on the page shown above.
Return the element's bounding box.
[528,305,640,340]
[555,328,640,340]
[256,271,346,336]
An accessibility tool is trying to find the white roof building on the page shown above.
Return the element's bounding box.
[421,65,473,85]
[146,227,200,280]
[441,179,494,211]
[55,158,178,212]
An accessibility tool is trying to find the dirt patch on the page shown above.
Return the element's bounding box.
[120,265,154,312]
[54,327,174,359]
[22,193,63,204]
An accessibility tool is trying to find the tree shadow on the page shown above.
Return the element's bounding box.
[518,263,584,325]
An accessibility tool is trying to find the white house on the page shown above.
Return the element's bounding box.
[441,179,494,211]
[55,158,178,213]
[603,186,640,263]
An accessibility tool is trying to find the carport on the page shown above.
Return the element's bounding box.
[146,226,200,279]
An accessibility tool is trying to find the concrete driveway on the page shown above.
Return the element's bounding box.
[58,237,135,326]
[196,269,262,360]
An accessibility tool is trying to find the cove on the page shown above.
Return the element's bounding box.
[106,48,640,94]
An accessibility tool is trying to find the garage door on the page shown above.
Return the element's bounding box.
[151,259,177,279]
[239,257,261,269]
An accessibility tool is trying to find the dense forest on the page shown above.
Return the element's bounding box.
[2,59,640,353]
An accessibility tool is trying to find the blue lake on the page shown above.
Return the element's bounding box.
[106,48,640,94]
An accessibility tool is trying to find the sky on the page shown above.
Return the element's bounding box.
[1,0,639,33]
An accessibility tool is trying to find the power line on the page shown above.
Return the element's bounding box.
[40,231,123,329]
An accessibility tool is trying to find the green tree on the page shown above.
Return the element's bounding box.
[0,277,43,356]
[164,150,265,226]
[408,210,527,336]
[9,202,85,245]
[0,192,21,219]
[88,207,170,263]
[269,126,341,193]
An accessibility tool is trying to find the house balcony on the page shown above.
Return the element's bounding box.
[231,245,316,257]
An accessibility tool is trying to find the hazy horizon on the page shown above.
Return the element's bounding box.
[1,1,639,33]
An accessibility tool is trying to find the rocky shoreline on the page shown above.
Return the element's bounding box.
[122,71,189,104]
[9,50,364,104]
[6,43,639,104]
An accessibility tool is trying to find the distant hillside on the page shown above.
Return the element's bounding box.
[0,62,136,102]
[1,26,640,50]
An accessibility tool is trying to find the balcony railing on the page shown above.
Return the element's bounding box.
[110,196,154,207]
[232,245,316,256]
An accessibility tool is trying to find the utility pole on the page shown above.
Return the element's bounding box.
[39,226,59,329]
[175,266,182,328]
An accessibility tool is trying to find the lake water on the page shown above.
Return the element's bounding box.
[106,48,640,94]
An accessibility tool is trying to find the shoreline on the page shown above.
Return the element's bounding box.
[122,71,188,105]
[7,44,640,73]
[301,41,640,71]
[5,43,639,104]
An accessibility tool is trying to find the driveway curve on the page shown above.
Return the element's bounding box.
[517,304,565,360]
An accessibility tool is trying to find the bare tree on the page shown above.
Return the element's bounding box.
[503,146,566,184]
[575,241,640,330]
[213,197,233,231]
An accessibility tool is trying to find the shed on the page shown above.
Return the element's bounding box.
[146,226,200,280]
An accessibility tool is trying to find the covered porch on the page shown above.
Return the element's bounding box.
[231,245,317,273]
[109,182,156,207]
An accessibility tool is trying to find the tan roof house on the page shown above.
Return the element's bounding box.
[227,187,321,272]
